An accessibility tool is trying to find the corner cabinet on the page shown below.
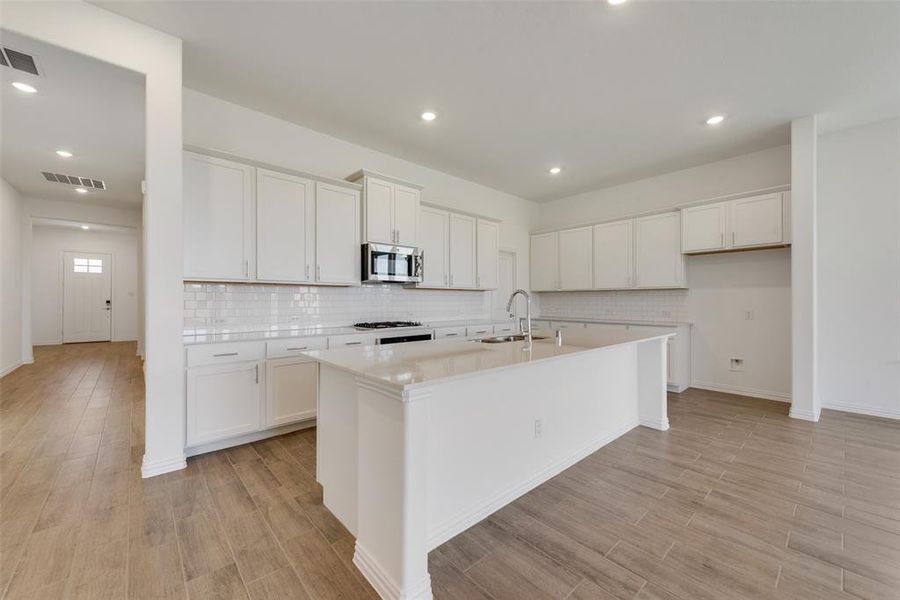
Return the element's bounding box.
[347,170,421,246]
[682,192,790,254]
[183,151,255,280]
[315,182,361,285]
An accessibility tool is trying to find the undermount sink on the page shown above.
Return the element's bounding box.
[479,334,547,344]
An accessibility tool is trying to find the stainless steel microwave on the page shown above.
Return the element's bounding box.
[362,243,423,283]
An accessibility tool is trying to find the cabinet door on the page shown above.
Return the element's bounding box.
[592,220,633,288]
[731,193,783,248]
[530,232,559,291]
[256,169,314,282]
[186,361,262,446]
[558,226,593,290]
[476,219,500,289]
[419,207,449,287]
[364,177,394,244]
[681,202,727,253]
[449,213,477,288]
[667,337,675,385]
[634,212,685,288]
[183,152,254,280]
[316,183,360,284]
[394,185,420,246]
[266,358,318,427]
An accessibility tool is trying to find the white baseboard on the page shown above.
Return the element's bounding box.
[426,418,639,551]
[0,361,23,378]
[691,381,791,403]
[639,416,670,431]
[185,420,315,457]
[789,407,821,422]
[141,453,187,478]
[353,542,433,600]
[823,402,900,421]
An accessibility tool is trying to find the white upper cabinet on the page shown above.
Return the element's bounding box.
[592,220,633,289]
[731,193,783,248]
[476,219,500,290]
[682,192,788,254]
[681,203,727,253]
[530,231,559,291]
[449,213,477,288]
[315,182,360,285]
[183,151,255,280]
[558,226,593,290]
[350,171,421,246]
[634,212,685,288]
[256,169,314,282]
[419,206,450,288]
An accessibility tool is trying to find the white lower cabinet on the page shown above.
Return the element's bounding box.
[266,357,318,427]
[434,326,466,340]
[187,360,263,447]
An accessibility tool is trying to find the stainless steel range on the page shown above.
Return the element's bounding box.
[353,321,432,345]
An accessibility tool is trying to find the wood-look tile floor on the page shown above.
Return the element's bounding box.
[1,343,898,599]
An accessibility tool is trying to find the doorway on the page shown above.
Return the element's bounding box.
[492,250,517,321]
[63,251,112,343]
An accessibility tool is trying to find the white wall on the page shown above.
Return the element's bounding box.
[534,147,793,400]
[30,225,139,345]
[0,178,24,376]
[184,89,540,293]
[817,118,900,419]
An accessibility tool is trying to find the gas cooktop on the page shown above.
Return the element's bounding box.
[353,321,423,330]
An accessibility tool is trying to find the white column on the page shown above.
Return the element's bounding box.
[790,116,820,421]
[20,216,33,364]
[637,336,670,431]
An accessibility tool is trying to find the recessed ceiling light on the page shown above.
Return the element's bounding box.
[75,187,88,194]
[12,81,37,94]
[608,0,629,5]
[549,167,562,175]
[706,115,726,125]
[81,225,90,230]
[56,150,73,158]
[421,111,437,122]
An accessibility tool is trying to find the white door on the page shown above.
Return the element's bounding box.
[393,185,420,246]
[558,226,593,290]
[476,219,500,289]
[634,212,685,288]
[63,252,112,343]
[449,213,476,288]
[731,193,783,248]
[530,232,559,291]
[266,358,318,427]
[419,206,449,287]
[681,202,727,253]
[186,361,263,446]
[593,220,633,288]
[316,182,360,284]
[492,251,517,321]
[256,169,314,282]
[365,178,394,244]
[183,151,254,280]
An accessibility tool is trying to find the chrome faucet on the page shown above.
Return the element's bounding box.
[506,289,533,348]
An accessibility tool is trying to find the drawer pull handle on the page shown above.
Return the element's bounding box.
[286,347,308,351]
[345,341,362,346]
[445,333,458,337]
[213,352,239,357]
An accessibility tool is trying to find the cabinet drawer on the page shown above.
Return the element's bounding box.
[434,327,467,340]
[492,323,516,335]
[266,336,328,358]
[328,333,377,348]
[186,341,265,368]
[466,325,494,337]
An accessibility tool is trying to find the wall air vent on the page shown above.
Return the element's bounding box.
[41,172,107,190]
[1,47,40,76]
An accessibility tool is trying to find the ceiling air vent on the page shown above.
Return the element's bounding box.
[1,47,40,76]
[41,172,107,190]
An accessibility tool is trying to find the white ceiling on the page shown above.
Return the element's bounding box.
[0,30,145,207]
[95,2,899,202]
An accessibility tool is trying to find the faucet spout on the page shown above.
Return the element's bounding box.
[506,289,533,348]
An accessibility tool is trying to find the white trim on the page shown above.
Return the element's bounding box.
[789,407,821,422]
[690,381,791,403]
[823,402,900,421]
[141,453,187,478]
[184,420,315,457]
[639,416,670,431]
[0,361,23,378]
[426,418,638,551]
[353,542,433,600]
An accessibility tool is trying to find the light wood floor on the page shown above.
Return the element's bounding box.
[1,343,898,599]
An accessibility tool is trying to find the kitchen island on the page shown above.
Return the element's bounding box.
[305,327,672,600]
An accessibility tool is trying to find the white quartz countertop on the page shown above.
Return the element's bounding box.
[535,316,692,327]
[303,327,673,391]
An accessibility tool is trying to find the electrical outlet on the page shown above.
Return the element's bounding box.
[730,358,745,372]
[744,310,755,321]
[534,419,542,439]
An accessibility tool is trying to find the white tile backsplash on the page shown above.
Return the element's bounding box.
[184,282,491,334]
[536,290,689,322]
